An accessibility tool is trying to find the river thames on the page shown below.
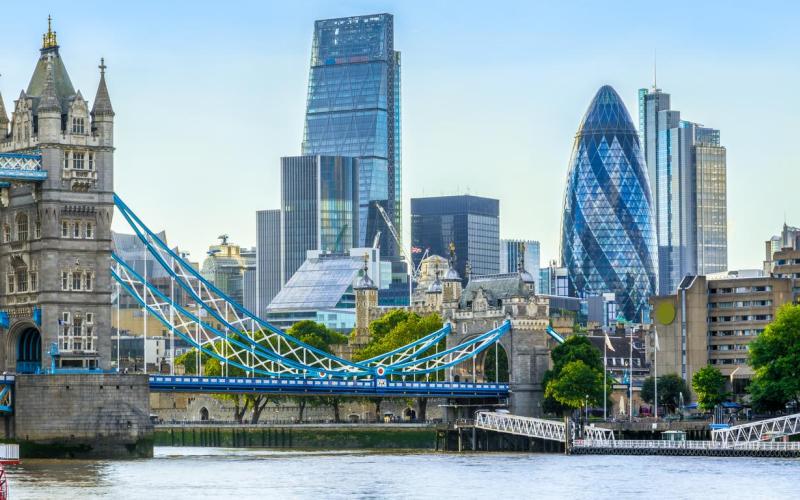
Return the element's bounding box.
[6,447,799,499]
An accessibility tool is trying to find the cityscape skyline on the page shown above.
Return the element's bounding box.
[0,2,796,271]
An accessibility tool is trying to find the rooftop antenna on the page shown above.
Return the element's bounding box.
[652,49,657,90]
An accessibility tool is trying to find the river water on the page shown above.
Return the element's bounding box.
[6,447,799,499]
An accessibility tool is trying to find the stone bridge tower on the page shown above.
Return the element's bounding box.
[0,19,114,372]
[442,262,553,418]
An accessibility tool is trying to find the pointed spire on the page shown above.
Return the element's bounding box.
[37,60,62,113]
[91,58,114,116]
[0,73,9,127]
[354,253,376,290]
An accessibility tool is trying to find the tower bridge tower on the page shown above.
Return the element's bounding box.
[0,19,114,372]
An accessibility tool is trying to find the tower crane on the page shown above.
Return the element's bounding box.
[373,202,427,283]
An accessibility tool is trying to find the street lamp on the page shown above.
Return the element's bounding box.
[585,394,589,425]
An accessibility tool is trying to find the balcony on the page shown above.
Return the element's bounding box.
[58,335,97,353]
[62,168,97,191]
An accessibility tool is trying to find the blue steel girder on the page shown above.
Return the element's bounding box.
[113,260,511,379]
[113,193,512,381]
[0,152,46,184]
[149,375,509,399]
[0,384,13,414]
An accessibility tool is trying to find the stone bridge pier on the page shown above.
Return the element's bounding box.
[445,305,553,418]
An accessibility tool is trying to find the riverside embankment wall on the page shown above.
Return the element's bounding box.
[155,424,437,449]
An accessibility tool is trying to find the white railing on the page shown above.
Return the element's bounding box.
[0,444,19,461]
[584,424,616,441]
[475,412,616,443]
[575,439,800,451]
[711,413,800,446]
[476,412,564,442]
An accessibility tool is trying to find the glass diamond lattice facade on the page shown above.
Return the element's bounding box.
[560,85,657,321]
[302,14,401,258]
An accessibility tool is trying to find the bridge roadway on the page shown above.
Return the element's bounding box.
[149,375,509,398]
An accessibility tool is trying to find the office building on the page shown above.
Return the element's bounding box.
[764,223,800,300]
[538,261,569,297]
[256,209,281,319]
[639,86,728,294]
[561,85,657,321]
[301,13,401,257]
[500,240,540,283]
[200,237,255,307]
[411,195,500,284]
[280,155,359,285]
[241,247,257,313]
[651,273,792,394]
[266,248,381,332]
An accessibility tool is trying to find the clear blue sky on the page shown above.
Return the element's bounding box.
[1,1,797,269]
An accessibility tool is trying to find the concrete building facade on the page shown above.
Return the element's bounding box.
[651,274,792,395]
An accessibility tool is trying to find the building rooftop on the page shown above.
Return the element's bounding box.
[459,272,535,308]
[267,253,364,311]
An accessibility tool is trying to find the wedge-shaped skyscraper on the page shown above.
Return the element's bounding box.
[560,86,657,321]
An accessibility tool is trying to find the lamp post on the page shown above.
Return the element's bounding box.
[585,394,589,425]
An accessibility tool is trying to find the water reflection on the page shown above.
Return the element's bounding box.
[5,448,800,500]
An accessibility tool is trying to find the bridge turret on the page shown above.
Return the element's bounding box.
[0,88,9,138]
[442,243,462,304]
[36,62,62,142]
[91,58,114,147]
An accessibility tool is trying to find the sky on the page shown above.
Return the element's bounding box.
[1,1,798,269]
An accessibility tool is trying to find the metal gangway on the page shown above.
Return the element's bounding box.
[475,411,615,443]
[711,412,800,447]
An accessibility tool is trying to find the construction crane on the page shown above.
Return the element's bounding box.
[373,202,427,283]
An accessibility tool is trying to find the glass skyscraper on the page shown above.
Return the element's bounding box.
[500,239,540,280]
[280,155,359,285]
[256,209,281,318]
[302,14,401,258]
[560,85,657,321]
[639,87,727,294]
[411,195,500,284]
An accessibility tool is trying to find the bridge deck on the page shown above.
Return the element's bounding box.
[149,375,509,398]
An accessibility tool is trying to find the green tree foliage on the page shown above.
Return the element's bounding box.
[641,374,690,413]
[542,335,605,415]
[483,344,509,383]
[287,320,348,352]
[353,311,443,421]
[692,366,727,411]
[748,304,800,412]
[544,360,605,409]
[353,311,443,363]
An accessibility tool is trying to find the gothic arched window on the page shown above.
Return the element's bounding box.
[17,213,29,241]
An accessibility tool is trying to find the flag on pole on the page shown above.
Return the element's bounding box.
[604,332,615,352]
[653,331,660,351]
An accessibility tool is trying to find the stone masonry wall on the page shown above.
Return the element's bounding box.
[13,373,153,458]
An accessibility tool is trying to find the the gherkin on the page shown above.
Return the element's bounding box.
[560,85,657,321]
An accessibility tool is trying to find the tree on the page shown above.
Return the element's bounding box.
[544,360,605,409]
[354,312,443,421]
[288,320,348,351]
[542,335,605,415]
[748,303,800,412]
[483,344,509,383]
[641,374,690,413]
[285,321,348,422]
[692,366,727,411]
